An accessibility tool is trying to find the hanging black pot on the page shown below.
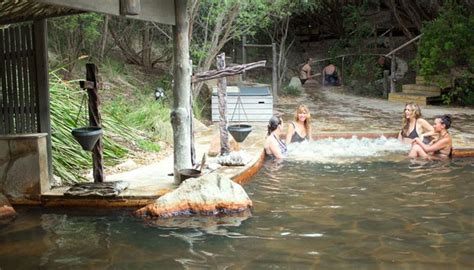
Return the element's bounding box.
[71,126,103,151]
[228,124,252,143]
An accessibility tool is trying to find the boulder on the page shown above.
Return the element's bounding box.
[136,173,252,218]
[0,193,16,222]
[288,76,303,90]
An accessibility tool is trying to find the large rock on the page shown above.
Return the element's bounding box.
[136,173,252,218]
[0,193,16,223]
[288,76,303,90]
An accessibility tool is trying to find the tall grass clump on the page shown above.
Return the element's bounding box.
[49,72,139,184]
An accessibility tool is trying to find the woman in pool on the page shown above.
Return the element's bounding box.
[265,116,287,159]
[286,104,312,144]
[409,115,453,159]
[398,103,434,144]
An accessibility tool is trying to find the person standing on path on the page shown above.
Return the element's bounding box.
[299,58,313,85]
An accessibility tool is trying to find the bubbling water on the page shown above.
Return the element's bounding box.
[287,136,410,162]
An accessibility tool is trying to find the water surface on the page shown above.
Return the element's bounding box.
[1,154,473,269]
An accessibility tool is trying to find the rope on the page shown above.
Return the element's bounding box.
[74,93,87,127]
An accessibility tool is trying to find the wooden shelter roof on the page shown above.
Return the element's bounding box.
[0,0,175,25]
[0,0,83,25]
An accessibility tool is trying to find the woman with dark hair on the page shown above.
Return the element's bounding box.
[264,116,287,159]
[398,102,434,144]
[409,114,453,159]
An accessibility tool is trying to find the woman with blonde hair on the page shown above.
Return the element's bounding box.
[286,104,312,144]
[398,102,434,144]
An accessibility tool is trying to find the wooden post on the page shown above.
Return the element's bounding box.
[272,43,278,102]
[33,19,52,180]
[383,70,390,98]
[172,0,192,183]
[83,63,104,183]
[340,57,344,86]
[242,35,246,80]
[390,54,396,93]
[217,53,230,155]
[389,29,396,93]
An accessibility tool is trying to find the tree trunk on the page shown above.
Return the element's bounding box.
[216,53,230,155]
[171,0,192,184]
[142,23,152,68]
[99,15,109,61]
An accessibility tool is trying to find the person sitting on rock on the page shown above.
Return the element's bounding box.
[409,114,453,160]
[323,64,340,86]
[264,116,287,159]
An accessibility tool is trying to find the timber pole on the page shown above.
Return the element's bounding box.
[85,64,104,183]
[216,53,230,155]
[242,35,246,80]
[272,43,278,102]
[172,0,192,184]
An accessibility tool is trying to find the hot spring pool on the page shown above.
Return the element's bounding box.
[1,139,473,269]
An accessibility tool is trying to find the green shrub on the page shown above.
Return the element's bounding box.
[49,72,138,184]
[442,75,474,106]
[417,3,474,76]
[137,139,161,152]
[282,85,301,96]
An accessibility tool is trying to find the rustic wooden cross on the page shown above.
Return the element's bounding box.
[192,53,266,155]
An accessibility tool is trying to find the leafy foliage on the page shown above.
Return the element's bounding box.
[48,14,104,76]
[282,85,301,96]
[417,3,474,76]
[442,75,474,106]
[49,72,138,183]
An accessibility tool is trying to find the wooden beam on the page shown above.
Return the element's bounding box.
[244,44,273,48]
[33,19,52,181]
[192,60,266,83]
[37,0,175,25]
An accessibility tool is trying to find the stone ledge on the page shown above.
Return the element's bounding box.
[0,133,48,139]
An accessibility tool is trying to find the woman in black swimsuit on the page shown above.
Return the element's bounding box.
[286,104,312,144]
[398,103,434,144]
[265,116,287,159]
[409,115,453,160]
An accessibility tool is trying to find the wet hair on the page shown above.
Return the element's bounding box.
[401,102,422,136]
[437,114,452,129]
[294,104,311,134]
[267,115,282,136]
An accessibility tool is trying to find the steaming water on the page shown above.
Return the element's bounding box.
[1,139,473,269]
[287,136,410,162]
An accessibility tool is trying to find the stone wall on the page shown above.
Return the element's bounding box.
[0,133,49,203]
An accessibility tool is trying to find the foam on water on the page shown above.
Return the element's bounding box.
[287,136,410,162]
